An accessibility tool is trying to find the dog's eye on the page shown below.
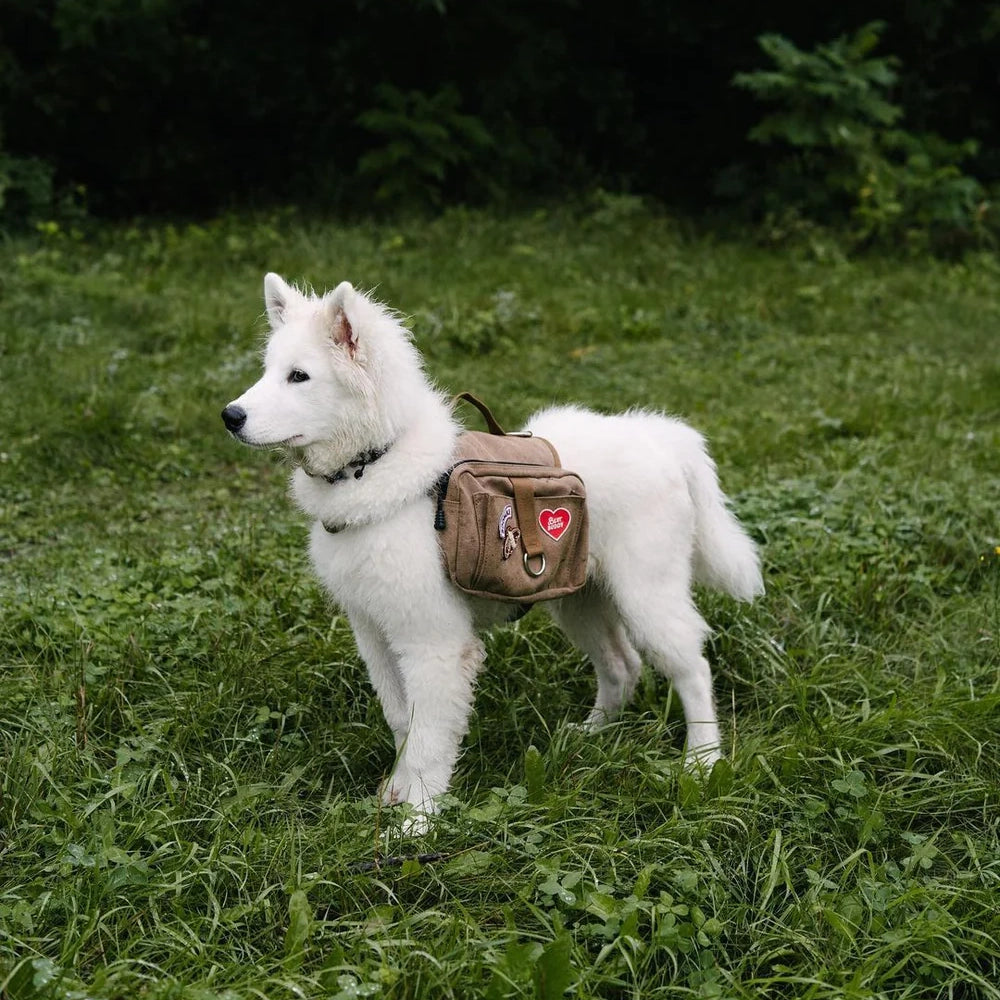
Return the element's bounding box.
[288,369,310,384]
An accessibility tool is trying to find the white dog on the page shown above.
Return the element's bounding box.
[223,274,763,827]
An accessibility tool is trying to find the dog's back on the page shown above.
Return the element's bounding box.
[526,405,763,602]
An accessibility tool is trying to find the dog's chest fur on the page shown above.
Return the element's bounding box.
[305,498,513,634]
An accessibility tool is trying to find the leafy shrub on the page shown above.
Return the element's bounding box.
[733,21,992,252]
[854,128,988,251]
[0,121,88,232]
[0,149,56,230]
[356,84,495,208]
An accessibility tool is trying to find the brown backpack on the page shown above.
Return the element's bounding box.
[433,394,589,603]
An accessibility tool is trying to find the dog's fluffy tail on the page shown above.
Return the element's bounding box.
[685,441,764,602]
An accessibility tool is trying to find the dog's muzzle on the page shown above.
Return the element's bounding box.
[221,404,247,435]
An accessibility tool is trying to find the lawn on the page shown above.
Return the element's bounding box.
[1,197,998,999]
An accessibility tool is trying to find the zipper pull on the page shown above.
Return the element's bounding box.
[433,470,451,530]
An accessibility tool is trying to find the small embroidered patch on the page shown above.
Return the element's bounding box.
[502,525,521,560]
[539,507,571,541]
[498,504,514,539]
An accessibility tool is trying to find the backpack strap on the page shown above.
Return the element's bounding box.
[453,392,507,436]
[452,392,562,466]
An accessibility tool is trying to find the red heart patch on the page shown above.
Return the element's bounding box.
[538,507,571,541]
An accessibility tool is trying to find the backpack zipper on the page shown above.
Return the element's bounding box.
[432,459,555,531]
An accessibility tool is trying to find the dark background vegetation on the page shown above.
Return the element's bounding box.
[2,0,999,233]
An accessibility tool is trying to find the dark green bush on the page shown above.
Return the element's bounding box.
[733,21,992,251]
[0,150,56,223]
[356,84,495,208]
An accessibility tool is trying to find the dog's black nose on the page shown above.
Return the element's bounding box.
[221,404,247,433]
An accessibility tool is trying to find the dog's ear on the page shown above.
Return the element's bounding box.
[327,281,360,358]
[263,272,297,327]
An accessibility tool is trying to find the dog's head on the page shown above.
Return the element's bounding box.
[222,273,386,452]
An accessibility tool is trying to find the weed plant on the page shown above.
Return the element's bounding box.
[1,199,998,998]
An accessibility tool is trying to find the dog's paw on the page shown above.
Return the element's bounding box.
[380,772,438,836]
[398,807,432,837]
[683,744,723,775]
[379,791,434,837]
[580,708,621,732]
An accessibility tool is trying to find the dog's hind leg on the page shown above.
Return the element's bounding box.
[600,556,722,766]
[623,599,721,766]
[549,586,642,729]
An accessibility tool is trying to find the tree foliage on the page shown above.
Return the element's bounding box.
[1,0,998,231]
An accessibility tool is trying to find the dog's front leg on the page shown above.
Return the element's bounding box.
[382,635,485,820]
[349,612,408,750]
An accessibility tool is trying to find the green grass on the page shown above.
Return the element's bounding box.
[1,196,999,999]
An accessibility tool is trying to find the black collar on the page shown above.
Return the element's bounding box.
[304,444,391,485]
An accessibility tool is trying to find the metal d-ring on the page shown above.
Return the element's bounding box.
[523,551,546,578]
